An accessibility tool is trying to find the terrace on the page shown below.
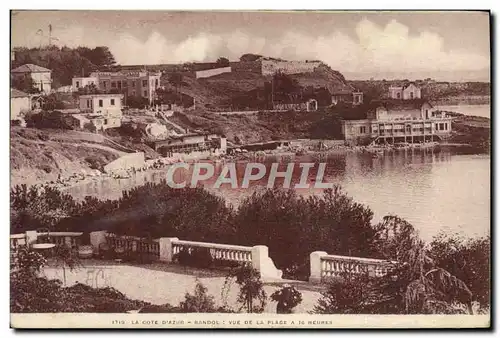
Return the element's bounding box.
[11,230,396,313]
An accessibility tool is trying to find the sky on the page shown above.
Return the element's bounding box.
[11,11,490,81]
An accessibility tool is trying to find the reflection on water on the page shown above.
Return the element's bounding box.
[436,104,490,118]
[66,148,490,241]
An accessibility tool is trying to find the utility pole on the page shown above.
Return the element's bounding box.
[36,29,43,49]
[271,77,274,109]
[48,24,59,46]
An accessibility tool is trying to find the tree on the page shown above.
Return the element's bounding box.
[52,245,82,287]
[235,187,377,280]
[239,54,262,62]
[216,57,230,67]
[11,75,39,94]
[90,46,116,70]
[371,216,474,314]
[226,265,267,313]
[78,83,101,95]
[428,233,490,310]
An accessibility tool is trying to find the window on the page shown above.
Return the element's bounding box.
[359,126,366,134]
[143,90,147,97]
[99,99,103,107]
[104,119,109,125]
[155,79,159,87]
[117,82,122,89]
[103,82,107,89]
[110,99,115,106]
[142,80,148,87]
[444,123,448,130]
[123,81,127,88]
[111,82,116,88]
[76,81,80,88]
[410,92,414,99]
[87,99,90,108]
[132,81,135,87]
[396,92,401,99]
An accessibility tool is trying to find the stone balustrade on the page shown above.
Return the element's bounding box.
[309,251,396,283]
[104,232,160,259]
[160,237,282,280]
[171,239,253,263]
[89,232,282,280]
[10,231,83,250]
[10,233,27,250]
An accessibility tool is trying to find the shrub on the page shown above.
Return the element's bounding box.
[39,164,52,173]
[271,284,303,313]
[428,233,490,310]
[174,247,213,269]
[85,156,102,170]
[312,272,372,314]
[179,280,217,313]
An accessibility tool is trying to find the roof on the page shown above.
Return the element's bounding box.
[373,99,432,111]
[79,93,124,98]
[70,114,90,123]
[11,88,30,98]
[389,82,419,90]
[11,64,51,73]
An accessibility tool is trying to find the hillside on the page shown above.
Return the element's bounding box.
[349,80,490,105]
[10,128,129,187]
[168,110,344,145]
[12,46,117,88]
[161,62,354,109]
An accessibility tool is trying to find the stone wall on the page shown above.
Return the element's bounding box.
[261,60,322,76]
[230,61,262,73]
[195,66,232,79]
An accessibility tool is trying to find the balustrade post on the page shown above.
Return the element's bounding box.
[159,237,178,262]
[309,251,327,284]
[25,231,38,247]
[64,236,72,248]
[251,245,267,273]
[90,231,107,253]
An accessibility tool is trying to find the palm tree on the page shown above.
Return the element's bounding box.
[372,216,473,314]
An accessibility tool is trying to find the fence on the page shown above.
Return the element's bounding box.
[309,251,396,283]
[87,231,399,283]
[171,239,253,263]
[10,231,83,250]
[104,232,160,260]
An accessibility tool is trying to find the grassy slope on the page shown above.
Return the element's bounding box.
[10,128,123,187]
[168,110,340,145]
[169,64,350,108]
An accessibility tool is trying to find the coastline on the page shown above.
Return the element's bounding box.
[15,139,487,196]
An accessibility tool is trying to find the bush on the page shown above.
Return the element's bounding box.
[271,284,303,313]
[312,272,373,314]
[428,233,490,310]
[174,247,213,269]
[179,281,217,313]
[85,156,102,170]
[39,164,52,173]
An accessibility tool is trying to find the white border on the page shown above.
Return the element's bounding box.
[2,1,497,337]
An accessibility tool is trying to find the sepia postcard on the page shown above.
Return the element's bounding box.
[9,10,491,329]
